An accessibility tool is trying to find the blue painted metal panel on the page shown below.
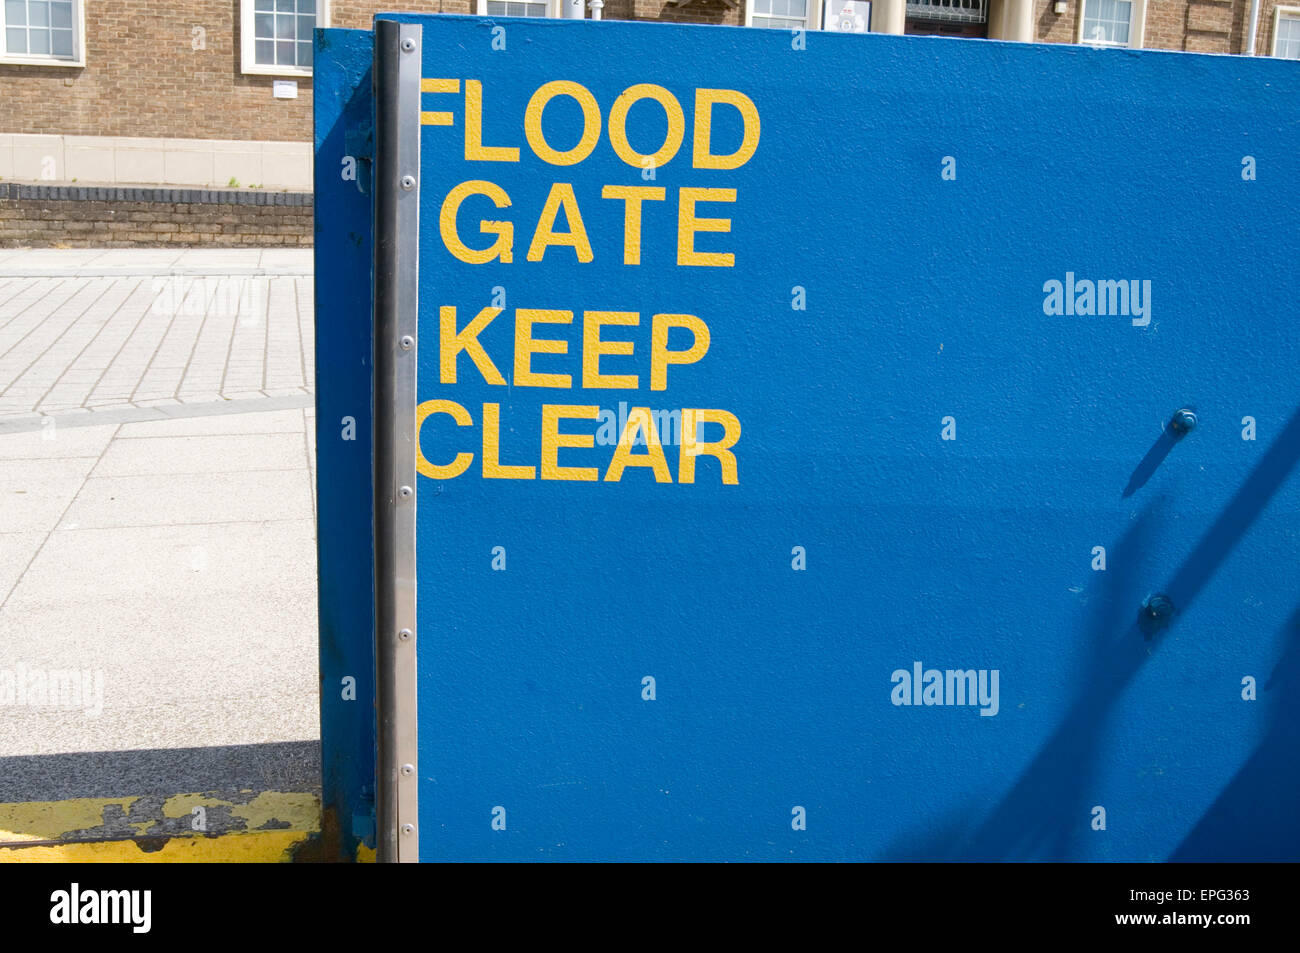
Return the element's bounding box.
[313,27,377,861]
[365,14,1295,861]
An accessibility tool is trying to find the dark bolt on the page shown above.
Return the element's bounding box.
[1170,408,1198,436]
[1144,593,1175,621]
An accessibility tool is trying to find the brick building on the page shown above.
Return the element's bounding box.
[0,1,1295,198]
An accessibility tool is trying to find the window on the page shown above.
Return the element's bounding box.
[749,0,812,29]
[906,0,985,24]
[240,0,328,76]
[0,0,83,66]
[1078,0,1144,48]
[1274,8,1300,59]
[483,1,549,14]
[476,0,562,14]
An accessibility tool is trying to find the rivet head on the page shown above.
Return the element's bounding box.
[400,335,414,351]
[398,485,413,500]
[1143,593,1175,621]
[400,174,416,191]
[398,628,412,642]
[400,38,416,52]
[401,764,415,777]
[1170,408,1197,435]
[401,823,415,836]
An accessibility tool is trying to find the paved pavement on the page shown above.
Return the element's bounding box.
[0,249,321,853]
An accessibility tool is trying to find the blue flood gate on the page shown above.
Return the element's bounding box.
[314,15,1300,862]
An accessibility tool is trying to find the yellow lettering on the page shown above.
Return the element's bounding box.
[416,399,473,479]
[679,409,741,484]
[440,305,506,385]
[527,183,594,263]
[581,311,639,389]
[514,309,573,388]
[440,180,514,264]
[481,403,535,479]
[541,404,599,481]
[605,407,673,483]
[464,80,520,162]
[524,81,601,166]
[677,187,735,267]
[650,313,710,390]
[420,77,459,126]
[608,84,685,170]
[692,89,761,170]
[600,185,666,265]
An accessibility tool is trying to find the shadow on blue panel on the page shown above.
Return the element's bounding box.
[886,405,1300,862]
[883,506,1158,861]
[1171,606,1300,862]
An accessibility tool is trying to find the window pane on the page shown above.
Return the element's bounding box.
[298,39,312,66]
[276,39,294,64]
[299,0,315,13]
[5,26,26,52]
[51,0,71,28]
[5,0,25,26]
[255,0,273,10]
[788,0,807,15]
[486,0,506,11]
[1279,16,1300,58]
[276,0,294,11]
[255,38,274,63]
[276,13,295,38]
[50,26,71,55]
[29,1,49,28]
[255,12,273,37]
[298,14,314,38]
[29,29,49,54]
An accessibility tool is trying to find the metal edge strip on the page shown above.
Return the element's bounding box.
[372,18,421,864]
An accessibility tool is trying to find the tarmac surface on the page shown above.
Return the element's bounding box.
[0,248,322,859]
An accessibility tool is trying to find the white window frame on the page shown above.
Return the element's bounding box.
[1272,6,1300,58]
[744,0,822,29]
[1076,0,1146,49]
[475,0,563,16]
[0,0,85,68]
[240,0,329,77]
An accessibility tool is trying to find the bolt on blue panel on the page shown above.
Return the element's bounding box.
[332,14,1300,861]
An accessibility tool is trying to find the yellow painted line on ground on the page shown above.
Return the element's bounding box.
[0,792,321,863]
[0,830,311,863]
[0,797,139,843]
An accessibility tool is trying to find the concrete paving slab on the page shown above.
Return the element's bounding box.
[60,469,312,529]
[90,432,307,477]
[0,457,98,533]
[8,519,317,608]
[117,408,308,438]
[0,424,116,460]
[0,532,44,603]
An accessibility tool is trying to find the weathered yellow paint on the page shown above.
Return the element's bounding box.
[0,797,137,842]
[0,830,310,863]
[231,792,319,831]
[356,842,376,863]
[0,792,322,861]
[159,792,226,819]
[158,791,319,830]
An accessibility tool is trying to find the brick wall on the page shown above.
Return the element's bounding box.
[1032,0,1290,53]
[0,184,312,247]
[2,2,311,140]
[0,1,1290,146]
